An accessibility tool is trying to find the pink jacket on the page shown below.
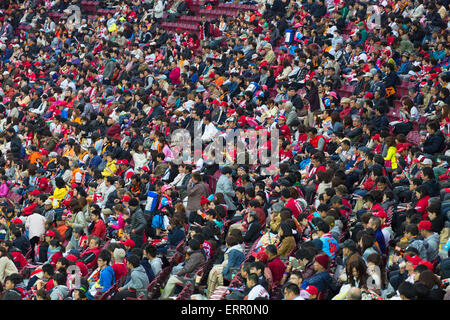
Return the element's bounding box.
[110,214,125,231]
[0,182,9,197]
[169,67,181,85]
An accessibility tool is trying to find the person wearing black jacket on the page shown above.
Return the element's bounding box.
[422,121,445,155]
[6,127,22,160]
[382,62,400,107]
[310,0,327,19]
[287,85,304,110]
[127,198,148,249]
[243,212,262,244]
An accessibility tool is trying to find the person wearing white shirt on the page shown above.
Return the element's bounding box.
[101,176,116,209]
[25,212,47,247]
[201,115,219,144]
[246,273,269,300]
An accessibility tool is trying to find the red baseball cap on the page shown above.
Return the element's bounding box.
[140,166,149,173]
[29,190,40,196]
[118,159,129,165]
[305,285,318,296]
[405,255,422,267]
[12,218,23,224]
[45,230,56,237]
[121,195,131,203]
[121,239,135,248]
[251,250,268,262]
[418,220,433,231]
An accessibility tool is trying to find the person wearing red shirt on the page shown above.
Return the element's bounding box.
[303,153,327,203]
[265,244,286,286]
[413,186,430,219]
[278,116,291,141]
[88,209,107,240]
[281,188,302,219]
[111,248,128,282]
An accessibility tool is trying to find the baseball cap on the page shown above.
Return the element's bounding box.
[121,195,131,203]
[161,184,173,193]
[29,190,40,196]
[117,159,129,165]
[422,158,433,165]
[252,250,268,262]
[45,230,56,237]
[121,239,135,248]
[405,255,423,267]
[418,220,432,231]
[305,285,318,296]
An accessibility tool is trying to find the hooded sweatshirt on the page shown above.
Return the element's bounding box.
[50,284,70,300]
[424,232,440,262]
[122,265,150,291]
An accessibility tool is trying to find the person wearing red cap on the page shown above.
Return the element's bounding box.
[418,220,440,263]
[304,285,318,300]
[121,238,136,250]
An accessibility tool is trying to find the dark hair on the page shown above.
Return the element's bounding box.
[398,281,417,300]
[53,272,67,286]
[98,249,112,265]
[295,246,316,261]
[265,244,278,256]
[284,282,300,296]
[247,273,260,284]
[144,244,157,257]
[127,254,141,268]
[418,270,441,289]
[346,255,368,288]
[405,223,419,236]
[42,263,55,276]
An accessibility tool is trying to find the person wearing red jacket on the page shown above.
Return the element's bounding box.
[88,209,107,240]
[281,188,303,220]
[278,116,291,142]
[78,236,102,271]
[413,186,430,219]
[265,244,286,286]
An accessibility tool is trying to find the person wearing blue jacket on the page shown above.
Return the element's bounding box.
[316,220,339,259]
[157,216,185,254]
[206,235,245,298]
[96,250,116,294]
[300,254,332,295]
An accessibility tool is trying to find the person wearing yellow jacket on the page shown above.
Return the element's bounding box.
[384,136,398,170]
[102,153,117,177]
[50,177,69,208]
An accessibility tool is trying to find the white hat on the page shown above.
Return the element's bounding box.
[2,71,8,75]
[422,158,433,165]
